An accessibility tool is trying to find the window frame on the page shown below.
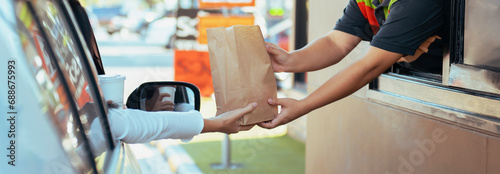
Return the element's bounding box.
[367,0,500,136]
[25,1,98,172]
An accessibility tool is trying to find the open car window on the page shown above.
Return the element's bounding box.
[15,1,95,172]
[15,0,116,172]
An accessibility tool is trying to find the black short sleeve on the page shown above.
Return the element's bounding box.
[334,0,373,41]
[371,0,445,56]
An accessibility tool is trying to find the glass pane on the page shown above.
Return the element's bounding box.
[15,1,93,172]
[139,85,196,111]
[33,0,114,152]
[16,0,117,172]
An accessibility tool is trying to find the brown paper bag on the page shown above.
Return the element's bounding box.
[207,25,278,125]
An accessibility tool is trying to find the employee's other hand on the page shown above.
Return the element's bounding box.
[151,93,175,111]
[202,102,257,134]
[265,42,290,72]
[258,98,309,129]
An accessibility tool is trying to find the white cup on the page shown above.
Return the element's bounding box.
[98,74,126,109]
[158,86,176,103]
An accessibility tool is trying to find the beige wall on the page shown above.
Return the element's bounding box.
[304,0,500,173]
[287,0,370,144]
[306,0,370,97]
[305,0,370,173]
[305,96,500,174]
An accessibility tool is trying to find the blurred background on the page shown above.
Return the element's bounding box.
[79,0,307,173]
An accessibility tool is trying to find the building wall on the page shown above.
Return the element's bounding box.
[305,95,500,174]
[285,89,308,143]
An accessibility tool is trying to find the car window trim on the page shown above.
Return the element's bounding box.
[57,0,116,149]
[26,1,98,172]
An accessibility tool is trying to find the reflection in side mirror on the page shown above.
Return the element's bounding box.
[126,82,201,112]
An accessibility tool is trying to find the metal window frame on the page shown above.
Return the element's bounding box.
[53,0,126,171]
[368,0,500,136]
[369,74,500,137]
[443,0,500,96]
[57,0,117,149]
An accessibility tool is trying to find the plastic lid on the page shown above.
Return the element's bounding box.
[98,74,126,82]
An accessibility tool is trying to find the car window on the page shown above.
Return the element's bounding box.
[34,0,116,147]
[15,1,96,173]
[15,0,115,173]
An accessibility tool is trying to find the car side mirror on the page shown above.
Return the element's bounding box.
[126,81,201,111]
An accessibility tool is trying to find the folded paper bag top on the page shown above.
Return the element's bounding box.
[207,25,278,125]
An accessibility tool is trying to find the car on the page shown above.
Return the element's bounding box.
[89,5,123,26]
[1,0,200,173]
[105,3,166,38]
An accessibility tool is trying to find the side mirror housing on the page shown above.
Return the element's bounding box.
[126,81,201,112]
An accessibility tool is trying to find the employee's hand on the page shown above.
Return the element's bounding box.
[151,93,175,111]
[258,98,310,129]
[265,42,290,72]
[202,102,257,134]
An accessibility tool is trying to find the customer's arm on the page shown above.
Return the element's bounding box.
[107,103,256,143]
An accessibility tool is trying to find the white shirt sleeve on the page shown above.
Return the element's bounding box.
[107,109,204,143]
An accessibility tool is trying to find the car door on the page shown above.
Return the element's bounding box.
[4,0,141,173]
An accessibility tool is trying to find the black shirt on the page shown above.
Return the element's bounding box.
[334,0,446,73]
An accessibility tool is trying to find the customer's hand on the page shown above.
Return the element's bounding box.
[151,93,175,111]
[265,42,291,72]
[202,102,257,134]
[258,98,310,129]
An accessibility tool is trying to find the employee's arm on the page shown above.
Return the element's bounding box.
[267,30,362,72]
[259,46,402,129]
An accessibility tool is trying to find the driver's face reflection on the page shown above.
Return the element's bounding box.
[145,86,176,111]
